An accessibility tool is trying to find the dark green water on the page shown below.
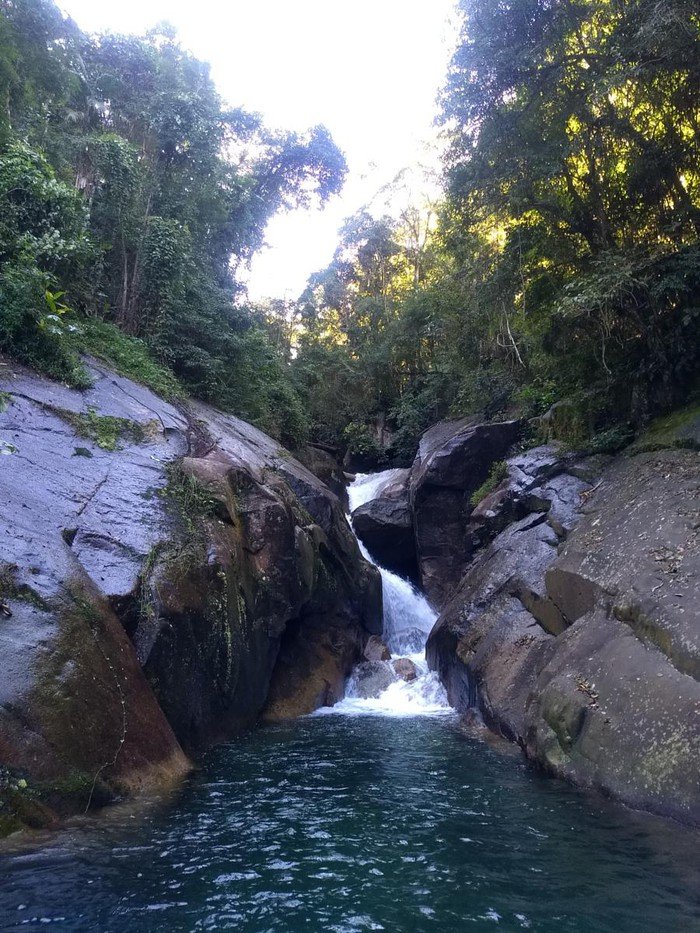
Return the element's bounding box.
[1,715,698,932]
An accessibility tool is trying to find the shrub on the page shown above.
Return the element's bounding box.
[343,421,382,461]
[76,318,182,399]
[470,460,508,507]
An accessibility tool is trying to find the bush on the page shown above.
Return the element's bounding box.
[0,262,89,385]
[76,318,182,399]
[470,460,508,507]
[0,139,94,385]
[343,421,382,460]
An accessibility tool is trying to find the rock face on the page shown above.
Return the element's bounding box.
[364,635,391,662]
[351,469,417,579]
[426,435,700,825]
[348,661,398,699]
[294,444,348,507]
[0,356,381,830]
[409,418,522,606]
[0,357,192,821]
[392,658,418,682]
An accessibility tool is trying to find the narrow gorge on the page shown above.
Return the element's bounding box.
[0,0,699,927]
[0,359,698,930]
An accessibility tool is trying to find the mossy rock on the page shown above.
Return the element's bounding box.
[0,772,59,839]
[39,770,114,812]
[470,460,508,507]
[0,562,48,610]
[60,406,147,451]
[629,401,700,454]
[543,394,604,446]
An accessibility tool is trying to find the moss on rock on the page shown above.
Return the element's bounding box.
[629,400,700,453]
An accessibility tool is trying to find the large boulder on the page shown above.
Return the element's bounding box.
[364,635,391,662]
[138,404,381,742]
[136,450,381,747]
[409,418,522,605]
[392,657,418,682]
[463,444,588,556]
[427,443,700,824]
[347,661,398,699]
[351,469,417,579]
[427,510,571,726]
[524,607,700,824]
[0,359,193,824]
[545,448,700,679]
[0,356,382,830]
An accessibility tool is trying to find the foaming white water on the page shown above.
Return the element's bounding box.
[321,470,451,718]
[356,538,435,655]
[318,652,451,718]
[347,469,407,513]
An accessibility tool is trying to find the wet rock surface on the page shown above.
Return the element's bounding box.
[392,657,418,682]
[294,444,348,507]
[0,357,191,814]
[409,418,522,606]
[0,356,381,832]
[351,469,417,580]
[364,635,391,662]
[426,430,700,824]
[347,661,398,699]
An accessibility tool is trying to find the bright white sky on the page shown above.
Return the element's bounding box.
[59,0,457,300]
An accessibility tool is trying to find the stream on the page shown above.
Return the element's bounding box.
[0,471,698,931]
[327,470,450,718]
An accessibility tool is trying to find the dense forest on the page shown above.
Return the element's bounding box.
[0,0,346,442]
[1,0,699,459]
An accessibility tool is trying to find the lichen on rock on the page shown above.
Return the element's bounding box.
[0,355,381,834]
[421,421,700,824]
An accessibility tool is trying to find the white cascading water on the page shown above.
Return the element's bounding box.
[318,470,450,717]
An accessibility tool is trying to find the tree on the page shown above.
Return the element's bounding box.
[0,138,94,379]
[293,0,700,459]
[0,0,347,443]
[437,0,700,415]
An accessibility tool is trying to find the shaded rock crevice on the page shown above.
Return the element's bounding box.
[409,418,523,606]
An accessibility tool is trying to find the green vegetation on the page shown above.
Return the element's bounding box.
[0,766,47,837]
[63,407,145,451]
[76,319,182,400]
[162,462,220,535]
[136,464,228,636]
[40,770,99,803]
[0,0,698,462]
[581,426,636,456]
[470,461,509,507]
[0,0,344,447]
[0,562,48,609]
[629,398,700,452]
[343,421,385,464]
[286,0,700,460]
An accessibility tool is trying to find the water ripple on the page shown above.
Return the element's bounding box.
[1,717,698,932]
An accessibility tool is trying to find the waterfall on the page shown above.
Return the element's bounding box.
[346,469,407,511]
[318,470,450,717]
